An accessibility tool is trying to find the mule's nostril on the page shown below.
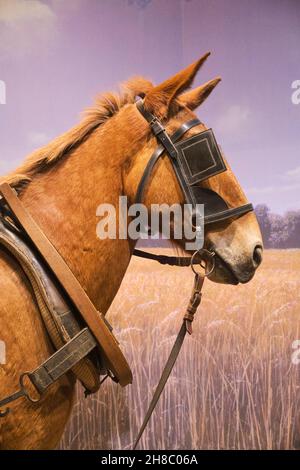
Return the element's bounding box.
[253,245,263,268]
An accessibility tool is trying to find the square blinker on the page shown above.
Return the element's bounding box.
[175,129,226,185]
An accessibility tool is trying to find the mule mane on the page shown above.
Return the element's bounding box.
[1,77,153,191]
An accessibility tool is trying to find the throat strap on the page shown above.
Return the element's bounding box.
[133,249,192,266]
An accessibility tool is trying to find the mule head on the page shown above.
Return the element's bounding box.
[123,53,263,284]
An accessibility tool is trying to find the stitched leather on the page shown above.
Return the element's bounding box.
[0,183,133,387]
[135,99,254,226]
[135,118,201,204]
[0,217,102,393]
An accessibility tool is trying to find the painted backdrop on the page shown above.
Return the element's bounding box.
[0,0,299,214]
[1,0,300,450]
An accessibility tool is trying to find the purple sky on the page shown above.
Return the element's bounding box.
[0,0,299,213]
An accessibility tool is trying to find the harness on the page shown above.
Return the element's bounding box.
[0,100,253,448]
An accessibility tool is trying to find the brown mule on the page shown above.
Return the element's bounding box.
[0,53,262,449]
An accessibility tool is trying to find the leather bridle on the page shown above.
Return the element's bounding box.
[134,99,253,225]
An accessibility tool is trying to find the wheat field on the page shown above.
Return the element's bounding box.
[59,250,300,450]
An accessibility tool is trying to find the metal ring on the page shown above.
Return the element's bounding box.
[190,249,216,277]
[19,373,42,404]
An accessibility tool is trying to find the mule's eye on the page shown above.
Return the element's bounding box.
[135,93,145,101]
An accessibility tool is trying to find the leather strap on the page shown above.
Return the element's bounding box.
[136,99,178,159]
[203,203,254,225]
[0,216,102,394]
[135,101,201,204]
[133,273,204,449]
[136,99,202,206]
[135,99,254,226]
[133,248,194,267]
[133,249,191,266]
[0,328,98,417]
[29,328,97,394]
[0,183,132,387]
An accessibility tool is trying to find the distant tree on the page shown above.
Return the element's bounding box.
[284,211,300,248]
[255,204,272,247]
[268,213,287,248]
[265,210,300,249]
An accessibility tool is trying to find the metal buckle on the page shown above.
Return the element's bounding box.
[0,372,42,418]
[190,248,215,277]
[150,118,165,136]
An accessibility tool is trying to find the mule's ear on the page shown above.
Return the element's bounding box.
[143,52,211,118]
[179,77,221,110]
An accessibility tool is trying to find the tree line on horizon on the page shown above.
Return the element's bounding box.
[255,204,300,249]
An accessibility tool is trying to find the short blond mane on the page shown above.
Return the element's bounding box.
[1,76,153,191]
